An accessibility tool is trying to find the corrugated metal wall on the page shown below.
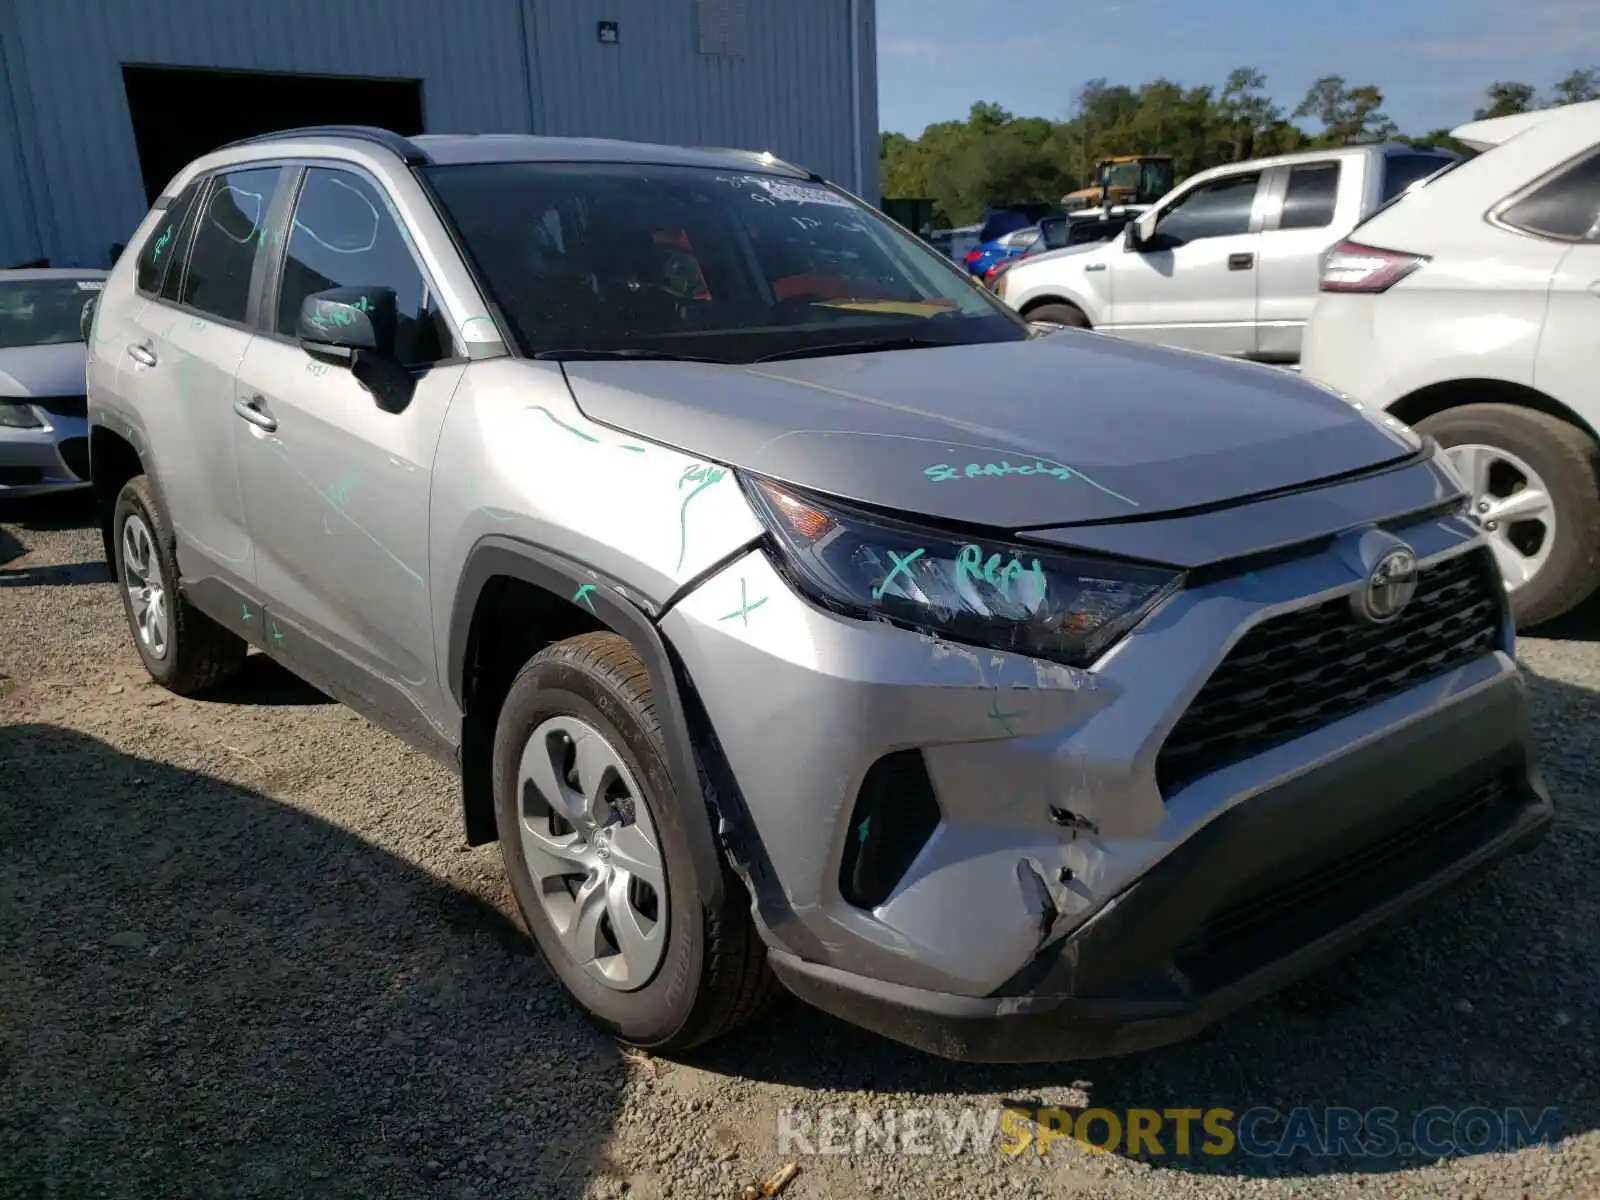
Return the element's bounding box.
[0,0,878,270]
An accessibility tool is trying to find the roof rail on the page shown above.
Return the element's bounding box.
[220,125,430,165]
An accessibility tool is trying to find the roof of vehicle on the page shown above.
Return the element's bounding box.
[216,125,814,179]
[0,267,108,282]
[1450,97,1600,151]
[1170,140,1460,193]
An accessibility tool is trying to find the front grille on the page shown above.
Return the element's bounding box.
[31,394,87,420]
[1175,767,1524,991]
[1157,548,1501,795]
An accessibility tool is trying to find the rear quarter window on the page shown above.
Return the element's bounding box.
[134,181,203,297]
[1497,149,1600,241]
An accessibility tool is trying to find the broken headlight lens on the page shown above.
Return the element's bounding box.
[746,478,1182,668]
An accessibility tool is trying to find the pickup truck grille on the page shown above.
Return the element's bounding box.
[1157,548,1501,795]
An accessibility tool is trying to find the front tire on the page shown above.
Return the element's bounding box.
[493,631,776,1051]
[1416,403,1600,627]
[112,475,247,694]
[1025,302,1091,329]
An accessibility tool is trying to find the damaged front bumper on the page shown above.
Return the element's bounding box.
[660,499,1551,1061]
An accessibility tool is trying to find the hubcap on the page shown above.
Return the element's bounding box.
[517,716,667,991]
[1443,443,1557,595]
[121,513,170,661]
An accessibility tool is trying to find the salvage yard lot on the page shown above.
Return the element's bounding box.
[2,495,1598,1200]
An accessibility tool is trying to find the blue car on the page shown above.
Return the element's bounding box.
[964,225,1042,281]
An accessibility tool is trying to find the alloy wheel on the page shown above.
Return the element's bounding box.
[517,715,668,991]
[1444,442,1557,594]
[121,513,170,661]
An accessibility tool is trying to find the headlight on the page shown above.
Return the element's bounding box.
[745,478,1182,667]
[0,401,42,428]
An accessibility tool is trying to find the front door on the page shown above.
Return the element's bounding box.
[116,164,286,600]
[232,164,464,730]
[1106,169,1265,358]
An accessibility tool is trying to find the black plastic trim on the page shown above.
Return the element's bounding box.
[448,536,725,907]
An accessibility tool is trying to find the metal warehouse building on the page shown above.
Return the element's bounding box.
[0,0,879,269]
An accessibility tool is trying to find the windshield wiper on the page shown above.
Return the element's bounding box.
[753,336,954,364]
[532,348,727,364]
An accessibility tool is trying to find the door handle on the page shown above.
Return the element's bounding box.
[233,395,278,433]
[1084,263,1107,273]
[126,343,157,367]
[1228,253,1255,271]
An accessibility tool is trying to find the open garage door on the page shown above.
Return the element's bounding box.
[121,65,423,204]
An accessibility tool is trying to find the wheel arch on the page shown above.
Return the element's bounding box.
[447,535,727,908]
[88,425,145,569]
[1018,295,1092,325]
[1388,379,1600,445]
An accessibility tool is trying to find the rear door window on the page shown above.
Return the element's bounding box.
[1498,149,1600,241]
[135,180,204,298]
[1279,162,1340,230]
[1380,153,1455,204]
[178,165,284,324]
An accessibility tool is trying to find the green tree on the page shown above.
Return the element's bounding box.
[1293,76,1397,144]
[1217,67,1281,161]
[1551,68,1599,105]
[1474,80,1537,119]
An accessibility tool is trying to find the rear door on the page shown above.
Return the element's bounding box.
[232,163,465,718]
[1253,158,1349,361]
[115,163,287,614]
[1104,168,1266,357]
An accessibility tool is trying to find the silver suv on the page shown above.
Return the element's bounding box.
[85,126,1550,1062]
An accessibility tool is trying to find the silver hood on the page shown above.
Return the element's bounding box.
[561,332,1422,531]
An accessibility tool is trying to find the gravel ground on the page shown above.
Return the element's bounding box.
[2,493,1597,1200]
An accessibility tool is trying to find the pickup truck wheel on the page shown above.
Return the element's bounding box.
[112,475,247,695]
[493,631,777,1051]
[1416,403,1600,627]
[1025,302,1090,329]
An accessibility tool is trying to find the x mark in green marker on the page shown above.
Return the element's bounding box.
[871,548,926,600]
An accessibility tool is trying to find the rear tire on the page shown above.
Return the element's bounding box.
[493,631,777,1051]
[1025,302,1090,329]
[1414,403,1600,627]
[112,475,247,695]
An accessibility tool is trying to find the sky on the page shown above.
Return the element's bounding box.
[876,0,1600,138]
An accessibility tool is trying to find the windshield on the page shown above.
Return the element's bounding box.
[423,162,1026,363]
[1101,162,1142,191]
[0,279,100,349]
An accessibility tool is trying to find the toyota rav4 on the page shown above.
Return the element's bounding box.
[84,126,1551,1062]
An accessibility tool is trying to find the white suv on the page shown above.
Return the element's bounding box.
[1302,99,1600,627]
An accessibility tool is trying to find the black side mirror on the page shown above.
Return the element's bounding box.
[79,295,99,342]
[298,287,414,413]
[298,287,396,357]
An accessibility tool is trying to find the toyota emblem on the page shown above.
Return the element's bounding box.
[1353,547,1419,624]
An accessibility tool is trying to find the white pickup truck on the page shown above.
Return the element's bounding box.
[995,142,1460,363]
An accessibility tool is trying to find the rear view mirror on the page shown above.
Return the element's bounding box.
[79,295,98,342]
[1129,209,1159,250]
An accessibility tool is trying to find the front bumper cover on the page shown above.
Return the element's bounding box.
[766,674,1550,1062]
